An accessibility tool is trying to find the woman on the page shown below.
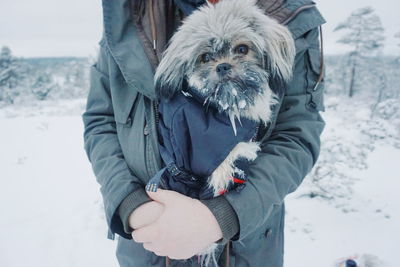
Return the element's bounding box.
[82,0,326,266]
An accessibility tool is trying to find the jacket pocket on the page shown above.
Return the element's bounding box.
[113,90,150,182]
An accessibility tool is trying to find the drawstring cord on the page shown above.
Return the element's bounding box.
[312,25,324,91]
[149,0,157,51]
[226,240,230,267]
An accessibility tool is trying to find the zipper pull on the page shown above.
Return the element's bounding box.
[144,123,149,136]
[149,0,157,51]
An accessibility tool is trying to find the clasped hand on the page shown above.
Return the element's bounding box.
[129,189,223,260]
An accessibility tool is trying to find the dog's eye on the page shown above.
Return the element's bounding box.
[235,44,249,55]
[200,53,211,63]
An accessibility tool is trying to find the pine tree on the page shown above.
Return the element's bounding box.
[395,31,400,62]
[334,7,385,98]
[0,46,20,104]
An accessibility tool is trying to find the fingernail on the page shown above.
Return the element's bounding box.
[152,183,158,192]
[146,183,158,192]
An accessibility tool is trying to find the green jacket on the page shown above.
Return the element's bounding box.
[82,0,326,266]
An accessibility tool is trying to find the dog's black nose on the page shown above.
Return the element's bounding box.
[216,63,232,76]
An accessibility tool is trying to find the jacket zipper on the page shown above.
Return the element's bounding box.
[153,100,159,125]
[148,0,157,51]
[131,0,159,71]
[152,100,166,189]
[133,0,165,188]
[251,125,260,142]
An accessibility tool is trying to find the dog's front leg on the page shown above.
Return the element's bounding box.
[208,141,261,197]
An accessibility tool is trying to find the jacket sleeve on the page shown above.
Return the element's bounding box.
[201,25,326,242]
[82,40,152,240]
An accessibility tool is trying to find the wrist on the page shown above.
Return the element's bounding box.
[196,199,223,242]
[199,195,240,244]
[117,188,153,235]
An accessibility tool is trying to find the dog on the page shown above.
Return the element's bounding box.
[147,0,295,265]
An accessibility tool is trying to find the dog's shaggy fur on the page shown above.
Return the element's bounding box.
[154,0,295,265]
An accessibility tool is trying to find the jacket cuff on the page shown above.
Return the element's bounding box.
[200,195,240,245]
[117,187,153,236]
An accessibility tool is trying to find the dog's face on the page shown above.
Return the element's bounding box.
[155,0,295,119]
[187,37,269,113]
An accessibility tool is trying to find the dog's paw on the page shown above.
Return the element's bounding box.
[234,141,261,161]
[208,141,260,196]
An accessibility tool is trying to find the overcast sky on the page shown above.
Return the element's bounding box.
[0,0,399,57]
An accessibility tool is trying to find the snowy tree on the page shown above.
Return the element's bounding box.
[395,31,400,47]
[395,31,400,64]
[31,72,58,100]
[300,98,400,206]
[62,59,89,98]
[334,7,385,98]
[0,46,13,69]
[0,46,21,104]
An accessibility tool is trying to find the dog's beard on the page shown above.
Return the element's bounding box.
[187,62,270,134]
[188,63,269,112]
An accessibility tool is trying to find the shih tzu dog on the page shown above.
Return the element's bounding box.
[146,0,295,265]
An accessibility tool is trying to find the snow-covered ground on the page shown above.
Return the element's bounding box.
[285,145,399,267]
[0,98,398,267]
[0,99,117,267]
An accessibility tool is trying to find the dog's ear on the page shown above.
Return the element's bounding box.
[154,55,187,100]
[256,15,296,83]
[268,72,287,98]
[154,32,194,100]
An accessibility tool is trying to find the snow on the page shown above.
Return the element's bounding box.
[0,97,399,267]
[0,99,117,267]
